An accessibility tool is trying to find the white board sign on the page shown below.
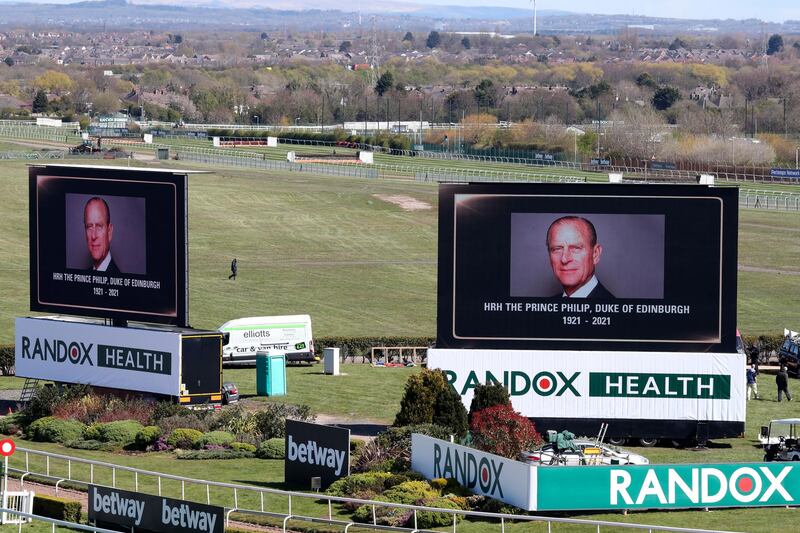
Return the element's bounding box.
[428,349,745,423]
[15,317,181,396]
[411,434,535,510]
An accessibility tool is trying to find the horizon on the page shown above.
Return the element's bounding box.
[0,0,793,24]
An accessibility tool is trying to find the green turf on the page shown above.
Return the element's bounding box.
[224,363,419,422]
[0,159,798,344]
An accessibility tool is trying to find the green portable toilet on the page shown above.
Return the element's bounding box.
[156,147,169,160]
[256,352,287,396]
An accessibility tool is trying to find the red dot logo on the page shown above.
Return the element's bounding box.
[0,439,15,457]
[481,465,489,483]
[737,476,754,493]
[533,372,558,396]
[68,343,81,363]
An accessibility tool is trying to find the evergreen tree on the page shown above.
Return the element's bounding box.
[767,34,784,55]
[652,86,681,111]
[32,90,48,113]
[374,71,394,97]
[426,31,441,49]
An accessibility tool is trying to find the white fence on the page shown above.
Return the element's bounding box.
[9,446,736,533]
[0,491,34,525]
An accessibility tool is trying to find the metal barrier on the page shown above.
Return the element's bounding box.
[0,507,119,532]
[10,446,737,533]
[0,150,67,160]
[739,189,800,211]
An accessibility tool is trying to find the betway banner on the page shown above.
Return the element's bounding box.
[428,349,745,422]
[285,419,350,489]
[89,485,223,533]
[411,434,535,510]
[536,463,800,510]
[15,317,181,396]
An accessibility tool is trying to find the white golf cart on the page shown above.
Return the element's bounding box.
[760,419,800,462]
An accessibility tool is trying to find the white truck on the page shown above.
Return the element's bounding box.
[218,315,317,365]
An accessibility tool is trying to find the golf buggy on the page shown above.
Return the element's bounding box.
[760,419,800,461]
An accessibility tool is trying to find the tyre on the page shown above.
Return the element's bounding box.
[607,436,627,446]
[638,437,658,447]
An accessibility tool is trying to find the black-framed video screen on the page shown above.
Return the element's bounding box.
[437,182,738,353]
[29,165,189,326]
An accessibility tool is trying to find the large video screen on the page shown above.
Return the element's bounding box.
[29,165,188,326]
[437,183,738,352]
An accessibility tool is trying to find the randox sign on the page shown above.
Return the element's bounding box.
[535,463,800,511]
[285,419,350,489]
[15,317,181,397]
[411,434,535,510]
[428,349,745,424]
[88,485,223,533]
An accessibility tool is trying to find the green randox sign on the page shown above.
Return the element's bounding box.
[589,373,730,399]
[536,464,799,511]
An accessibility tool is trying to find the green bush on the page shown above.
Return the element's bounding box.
[28,417,86,443]
[95,420,144,443]
[65,439,120,452]
[176,449,253,460]
[212,405,256,436]
[350,439,365,457]
[21,384,91,427]
[0,413,23,435]
[149,401,193,424]
[33,495,82,522]
[325,472,392,497]
[394,369,468,438]
[382,480,439,505]
[252,404,314,440]
[468,382,511,422]
[231,442,256,453]
[167,428,204,449]
[83,423,101,441]
[0,345,14,375]
[255,438,285,459]
[415,498,461,529]
[135,426,162,449]
[199,430,235,448]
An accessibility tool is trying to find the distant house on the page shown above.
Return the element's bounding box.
[689,85,733,110]
[0,93,30,110]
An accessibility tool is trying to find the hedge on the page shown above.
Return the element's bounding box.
[167,428,204,449]
[33,494,82,522]
[314,336,435,360]
[94,420,144,443]
[199,430,235,448]
[28,417,86,443]
[255,438,285,459]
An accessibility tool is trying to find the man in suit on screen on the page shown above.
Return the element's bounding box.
[84,196,120,273]
[546,215,614,298]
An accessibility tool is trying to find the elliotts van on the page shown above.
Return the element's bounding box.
[218,315,317,364]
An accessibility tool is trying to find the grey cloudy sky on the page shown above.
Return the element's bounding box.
[431,0,796,23]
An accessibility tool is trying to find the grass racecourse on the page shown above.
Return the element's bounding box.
[0,157,798,341]
[0,153,799,532]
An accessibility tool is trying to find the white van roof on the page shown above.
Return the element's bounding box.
[219,315,311,330]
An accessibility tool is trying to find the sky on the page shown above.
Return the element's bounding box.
[0,0,796,23]
[428,0,798,23]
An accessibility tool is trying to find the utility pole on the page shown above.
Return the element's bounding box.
[596,99,601,158]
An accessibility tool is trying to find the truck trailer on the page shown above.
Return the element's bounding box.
[15,316,223,406]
